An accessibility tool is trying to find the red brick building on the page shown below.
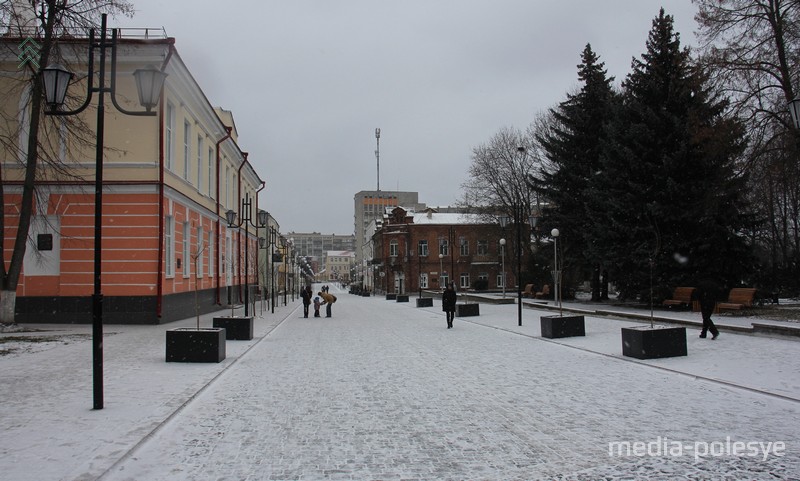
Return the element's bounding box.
[373,207,529,294]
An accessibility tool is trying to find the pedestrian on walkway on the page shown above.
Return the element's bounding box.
[442,282,457,329]
[301,285,313,318]
[319,290,336,318]
[696,279,721,340]
[313,296,321,317]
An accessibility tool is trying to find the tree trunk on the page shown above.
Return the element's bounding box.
[0,290,17,324]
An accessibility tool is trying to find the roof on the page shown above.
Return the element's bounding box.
[411,213,485,225]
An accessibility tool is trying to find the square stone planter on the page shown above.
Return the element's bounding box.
[540,315,585,338]
[456,303,480,317]
[212,316,254,340]
[166,327,226,363]
[386,293,397,300]
[621,326,687,359]
[396,295,410,302]
[416,298,434,308]
[361,292,371,297]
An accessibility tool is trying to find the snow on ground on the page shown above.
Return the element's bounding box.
[1,284,798,480]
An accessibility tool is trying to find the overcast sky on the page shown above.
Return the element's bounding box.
[116,1,699,235]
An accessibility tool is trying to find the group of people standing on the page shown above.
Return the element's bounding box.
[300,285,336,318]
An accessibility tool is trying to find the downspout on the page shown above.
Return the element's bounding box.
[156,43,175,320]
[214,126,233,305]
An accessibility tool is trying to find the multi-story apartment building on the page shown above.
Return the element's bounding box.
[0,18,265,323]
[373,207,526,295]
[323,250,355,282]
[288,232,355,259]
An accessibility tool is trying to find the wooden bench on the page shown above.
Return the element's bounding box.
[534,284,550,299]
[521,284,535,298]
[717,288,758,311]
[662,287,695,308]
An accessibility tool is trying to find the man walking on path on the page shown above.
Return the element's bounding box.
[301,285,312,318]
[696,279,721,340]
[442,282,457,328]
[319,290,336,318]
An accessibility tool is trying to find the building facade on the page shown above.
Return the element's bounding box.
[323,250,355,282]
[373,207,524,294]
[1,21,265,323]
[353,190,425,266]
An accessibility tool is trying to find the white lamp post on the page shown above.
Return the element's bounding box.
[499,238,506,298]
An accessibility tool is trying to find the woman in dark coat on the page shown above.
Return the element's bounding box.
[442,282,457,329]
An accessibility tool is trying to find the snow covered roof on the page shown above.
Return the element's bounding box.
[411,212,485,225]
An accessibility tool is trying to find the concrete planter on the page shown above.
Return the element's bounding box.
[416,298,434,308]
[361,292,371,297]
[540,315,585,338]
[456,303,480,317]
[396,295,409,302]
[621,326,687,359]
[212,316,254,340]
[386,293,397,300]
[166,327,226,363]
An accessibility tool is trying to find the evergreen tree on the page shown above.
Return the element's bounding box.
[592,9,753,299]
[536,44,617,300]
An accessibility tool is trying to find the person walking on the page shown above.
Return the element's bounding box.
[696,279,721,340]
[442,282,457,329]
[301,285,312,318]
[319,290,336,318]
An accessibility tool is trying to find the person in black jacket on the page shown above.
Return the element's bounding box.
[696,279,721,340]
[301,285,312,318]
[442,282,457,329]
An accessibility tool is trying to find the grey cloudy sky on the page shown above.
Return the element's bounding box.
[116,1,699,235]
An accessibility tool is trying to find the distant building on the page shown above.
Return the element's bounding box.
[354,190,425,266]
[372,207,528,294]
[323,250,355,282]
[288,232,355,260]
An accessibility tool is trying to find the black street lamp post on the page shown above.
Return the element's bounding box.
[500,209,538,327]
[42,14,167,410]
[225,193,267,317]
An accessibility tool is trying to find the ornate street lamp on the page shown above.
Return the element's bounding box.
[225,194,266,317]
[42,14,166,410]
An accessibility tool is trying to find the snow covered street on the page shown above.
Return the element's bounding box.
[1,285,799,480]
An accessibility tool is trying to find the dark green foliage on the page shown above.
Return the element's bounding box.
[590,9,755,297]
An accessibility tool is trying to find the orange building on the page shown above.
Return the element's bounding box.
[1,23,265,323]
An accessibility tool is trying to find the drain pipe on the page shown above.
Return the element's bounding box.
[214,126,233,306]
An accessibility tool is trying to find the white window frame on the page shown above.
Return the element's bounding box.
[420,273,428,289]
[477,239,488,255]
[183,120,191,181]
[165,103,175,171]
[460,273,470,289]
[183,221,191,277]
[165,216,174,277]
[460,237,469,256]
[196,226,204,278]
[418,239,428,257]
[196,134,203,190]
[439,239,449,256]
[390,240,399,257]
[207,147,214,197]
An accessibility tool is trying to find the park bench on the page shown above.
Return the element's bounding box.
[717,288,758,312]
[534,284,550,299]
[522,284,535,298]
[662,286,695,309]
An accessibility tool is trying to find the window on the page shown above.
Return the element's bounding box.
[197,135,203,189]
[208,231,214,278]
[165,103,175,170]
[497,273,505,288]
[460,273,470,289]
[440,273,449,288]
[477,240,488,255]
[390,240,399,257]
[183,120,191,181]
[165,216,174,277]
[183,222,191,277]
[418,239,428,256]
[439,238,449,256]
[196,226,204,278]
[420,273,428,289]
[207,147,214,197]
[225,166,230,208]
[478,272,488,281]
[459,237,469,256]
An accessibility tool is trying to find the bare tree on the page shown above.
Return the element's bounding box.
[694,0,800,291]
[0,0,133,323]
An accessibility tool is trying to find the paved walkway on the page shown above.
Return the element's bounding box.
[1,287,799,480]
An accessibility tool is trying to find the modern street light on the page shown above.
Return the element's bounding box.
[42,14,167,410]
[225,194,267,317]
[551,228,563,316]
[499,238,507,298]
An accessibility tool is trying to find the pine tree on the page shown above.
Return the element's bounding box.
[536,44,617,300]
[593,9,753,299]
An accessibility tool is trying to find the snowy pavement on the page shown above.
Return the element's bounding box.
[1,285,798,481]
